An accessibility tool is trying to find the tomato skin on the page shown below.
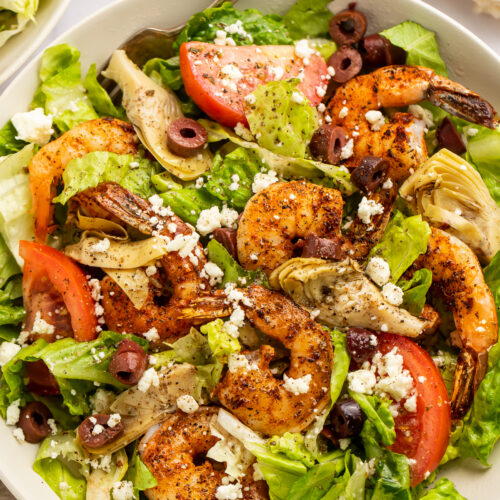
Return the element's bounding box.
[377,333,451,487]
[180,42,328,128]
[19,241,98,342]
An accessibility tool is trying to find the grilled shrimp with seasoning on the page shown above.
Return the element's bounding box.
[217,285,333,435]
[29,117,139,242]
[237,180,343,275]
[139,407,268,500]
[327,65,498,182]
[76,182,230,340]
[413,227,498,419]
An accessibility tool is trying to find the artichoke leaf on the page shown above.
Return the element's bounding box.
[84,364,197,455]
[76,212,129,241]
[270,257,432,337]
[102,50,211,180]
[400,148,500,264]
[85,449,128,500]
[65,234,166,269]
[104,268,150,310]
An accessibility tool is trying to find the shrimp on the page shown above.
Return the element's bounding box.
[76,182,230,340]
[413,227,498,418]
[217,285,333,435]
[139,407,268,500]
[237,180,343,276]
[327,65,498,182]
[28,117,139,242]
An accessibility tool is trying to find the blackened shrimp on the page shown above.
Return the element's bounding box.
[413,227,498,418]
[77,183,230,340]
[237,180,343,275]
[139,407,268,500]
[217,286,333,435]
[328,65,498,182]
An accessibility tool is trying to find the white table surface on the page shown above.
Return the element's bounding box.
[0,0,498,498]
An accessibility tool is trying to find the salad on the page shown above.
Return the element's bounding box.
[0,1,499,499]
[0,0,39,47]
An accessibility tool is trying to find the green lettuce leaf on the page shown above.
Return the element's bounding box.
[268,432,315,468]
[287,460,340,500]
[200,319,241,362]
[32,44,99,133]
[368,211,431,283]
[0,233,20,289]
[398,268,432,316]
[143,56,182,91]
[206,239,268,287]
[173,1,292,51]
[0,7,30,48]
[33,432,88,500]
[283,0,333,40]
[466,126,500,206]
[381,21,448,77]
[124,444,157,498]
[201,119,356,196]
[323,453,367,500]
[0,120,27,156]
[83,63,126,120]
[0,303,24,326]
[0,0,38,18]
[485,250,500,317]
[419,478,466,500]
[53,151,160,204]
[245,79,319,159]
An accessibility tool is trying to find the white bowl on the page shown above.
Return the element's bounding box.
[0,0,499,498]
[0,0,71,85]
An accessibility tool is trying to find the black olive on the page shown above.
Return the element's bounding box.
[436,117,466,155]
[167,118,208,157]
[329,10,367,45]
[350,156,389,194]
[330,398,366,438]
[346,327,378,364]
[327,45,363,84]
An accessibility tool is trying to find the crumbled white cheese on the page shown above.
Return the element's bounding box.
[467,127,479,136]
[12,428,25,443]
[382,178,393,190]
[316,85,327,98]
[252,170,279,193]
[365,110,385,131]
[214,30,236,46]
[138,367,160,392]
[225,20,253,41]
[348,369,377,394]
[357,196,384,224]
[92,424,105,436]
[0,341,21,366]
[177,394,199,414]
[269,66,285,80]
[32,311,55,335]
[365,257,391,286]
[244,94,256,106]
[228,353,258,374]
[143,327,160,342]
[197,205,238,235]
[112,481,135,500]
[234,122,253,141]
[408,104,434,129]
[294,39,315,61]
[221,64,243,81]
[291,91,305,104]
[11,108,54,146]
[145,265,157,277]
[283,373,312,395]
[404,393,417,413]
[382,283,404,306]
[201,262,224,287]
[338,106,349,119]
[90,389,115,413]
[317,103,326,113]
[340,138,354,160]
[327,66,336,77]
[6,399,21,425]
[215,481,243,500]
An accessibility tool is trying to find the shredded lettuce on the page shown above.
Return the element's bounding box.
[368,211,431,283]
[32,44,99,133]
[398,268,432,316]
[200,319,241,362]
[245,79,319,159]
[283,0,333,40]
[53,151,161,205]
[173,1,292,51]
[381,21,448,77]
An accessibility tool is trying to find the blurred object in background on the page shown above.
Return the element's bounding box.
[473,0,500,18]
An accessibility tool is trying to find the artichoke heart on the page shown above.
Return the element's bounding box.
[269,257,431,337]
[102,50,211,180]
[400,148,500,263]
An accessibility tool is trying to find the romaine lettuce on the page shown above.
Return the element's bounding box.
[368,211,431,283]
[245,79,319,159]
[381,21,448,77]
[0,120,27,156]
[53,151,161,205]
[286,460,341,500]
[0,0,38,19]
[268,432,315,468]
[123,445,157,498]
[398,268,432,316]
[0,7,30,48]
[419,478,466,500]
[200,319,241,361]
[173,1,292,51]
[283,0,333,40]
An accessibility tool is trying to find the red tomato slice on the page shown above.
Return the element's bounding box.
[26,360,60,396]
[19,241,98,342]
[377,333,451,487]
[180,42,328,127]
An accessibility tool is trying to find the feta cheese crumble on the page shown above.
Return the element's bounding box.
[177,394,199,414]
[201,262,224,287]
[197,205,239,235]
[112,481,135,500]
[252,170,279,193]
[90,237,111,253]
[138,367,160,392]
[215,481,243,500]
[283,373,312,395]
[12,108,54,146]
[365,110,385,131]
[357,196,384,224]
[381,283,404,306]
[6,399,21,425]
[143,327,160,342]
[32,311,55,335]
[0,341,21,366]
[365,257,391,286]
[408,104,434,129]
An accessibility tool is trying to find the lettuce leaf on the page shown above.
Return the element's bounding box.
[32,44,99,133]
[0,0,38,18]
[200,319,241,362]
[286,460,341,500]
[485,250,500,317]
[268,432,315,468]
[0,120,27,156]
[419,478,466,500]
[398,268,432,316]
[245,79,319,159]
[206,239,268,287]
[368,211,431,283]
[381,21,448,77]
[123,444,157,498]
[173,1,292,51]
[283,0,333,40]
[53,151,161,204]
[0,8,30,48]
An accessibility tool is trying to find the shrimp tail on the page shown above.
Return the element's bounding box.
[428,75,498,128]
[176,292,232,322]
[451,347,477,420]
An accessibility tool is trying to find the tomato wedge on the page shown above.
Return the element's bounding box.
[180,42,328,127]
[376,333,451,486]
[19,241,98,342]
